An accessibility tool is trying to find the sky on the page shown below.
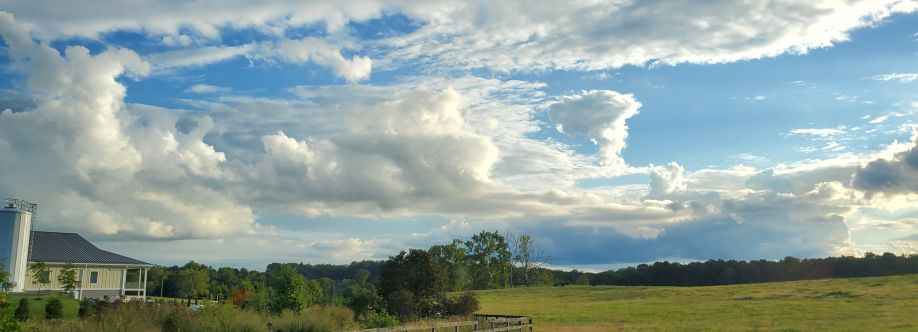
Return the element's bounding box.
[0,1,917,271]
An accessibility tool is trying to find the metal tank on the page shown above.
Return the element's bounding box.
[0,198,35,292]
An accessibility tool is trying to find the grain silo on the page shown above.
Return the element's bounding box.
[0,198,35,292]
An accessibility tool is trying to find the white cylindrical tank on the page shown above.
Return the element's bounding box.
[0,199,34,292]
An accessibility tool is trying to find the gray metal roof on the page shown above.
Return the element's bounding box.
[28,231,151,266]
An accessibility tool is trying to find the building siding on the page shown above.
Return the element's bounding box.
[24,265,125,290]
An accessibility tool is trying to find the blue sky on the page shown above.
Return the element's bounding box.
[0,1,917,270]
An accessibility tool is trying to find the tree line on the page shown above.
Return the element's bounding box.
[588,252,918,286]
[142,231,917,322]
[144,230,540,321]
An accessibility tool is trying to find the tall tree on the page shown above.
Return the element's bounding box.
[29,262,49,299]
[379,249,447,319]
[510,233,549,286]
[176,262,209,300]
[465,231,511,289]
[428,240,471,291]
[267,264,321,313]
[0,264,14,291]
[56,264,79,297]
[380,249,447,300]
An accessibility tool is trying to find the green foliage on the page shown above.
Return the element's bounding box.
[429,240,471,291]
[77,299,92,319]
[0,265,14,291]
[14,298,29,321]
[380,249,447,301]
[29,262,49,299]
[590,252,918,286]
[465,231,511,289]
[383,289,417,320]
[177,261,210,299]
[0,275,19,332]
[0,314,17,332]
[57,264,79,296]
[534,269,555,286]
[270,306,357,332]
[361,310,399,328]
[22,300,357,331]
[345,284,381,319]
[268,264,323,313]
[44,298,63,319]
[440,292,479,317]
[353,269,370,286]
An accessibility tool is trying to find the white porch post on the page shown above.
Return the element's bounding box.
[143,267,149,301]
[77,265,85,300]
[120,266,127,297]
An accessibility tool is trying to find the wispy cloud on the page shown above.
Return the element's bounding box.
[870,73,918,83]
[184,84,229,94]
[788,127,846,138]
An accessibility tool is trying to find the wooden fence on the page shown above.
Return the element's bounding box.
[351,314,532,332]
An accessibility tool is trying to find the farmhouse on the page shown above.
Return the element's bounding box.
[1,199,152,300]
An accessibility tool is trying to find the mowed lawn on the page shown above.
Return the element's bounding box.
[5,293,80,320]
[475,274,918,331]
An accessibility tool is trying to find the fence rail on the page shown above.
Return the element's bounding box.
[348,314,532,332]
[353,320,478,332]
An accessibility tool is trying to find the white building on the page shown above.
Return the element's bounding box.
[1,199,152,300]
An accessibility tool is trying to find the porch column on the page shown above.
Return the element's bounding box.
[143,267,149,301]
[77,266,85,300]
[120,266,127,296]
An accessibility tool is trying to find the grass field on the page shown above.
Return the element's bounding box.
[5,293,80,320]
[475,274,918,331]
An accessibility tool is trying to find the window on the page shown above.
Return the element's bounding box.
[90,271,98,284]
[41,270,50,280]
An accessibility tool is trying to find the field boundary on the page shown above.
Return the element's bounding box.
[349,314,533,332]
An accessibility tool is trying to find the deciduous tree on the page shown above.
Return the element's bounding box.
[57,263,79,297]
[29,262,49,299]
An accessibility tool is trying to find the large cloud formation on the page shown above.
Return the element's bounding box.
[387,0,917,71]
[2,1,915,73]
[852,132,918,196]
[0,12,254,239]
[0,2,916,266]
[549,90,641,170]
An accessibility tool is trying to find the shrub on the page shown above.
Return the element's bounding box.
[14,298,29,321]
[441,292,479,317]
[362,310,399,328]
[346,286,381,319]
[77,299,96,319]
[44,298,63,319]
[21,301,358,332]
[385,289,417,320]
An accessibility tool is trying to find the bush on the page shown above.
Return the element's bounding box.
[385,289,417,320]
[346,286,381,319]
[77,299,96,319]
[362,310,399,328]
[269,306,357,332]
[441,292,479,317]
[14,298,29,321]
[21,300,358,332]
[44,298,63,319]
[192,303,263,332]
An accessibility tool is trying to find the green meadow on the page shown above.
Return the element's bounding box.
[4,294,80,320]
[475,274,918,331]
